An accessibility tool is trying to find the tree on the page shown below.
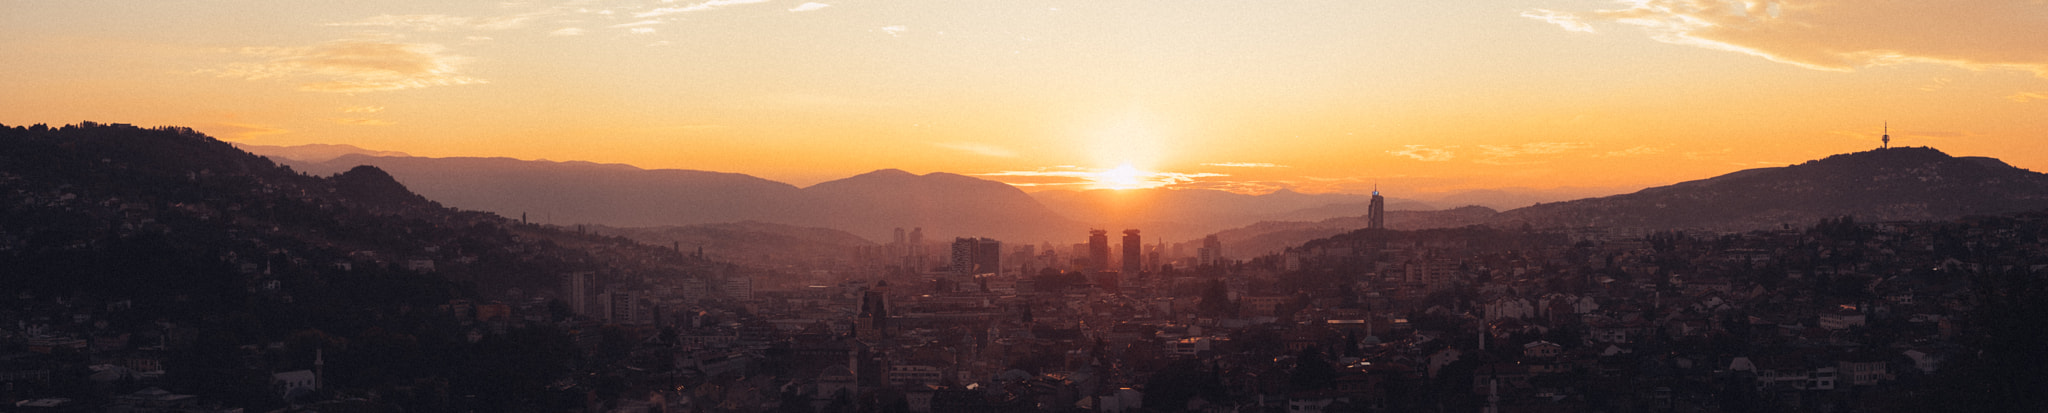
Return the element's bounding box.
[1198,280,1238,318]
[1290,346,1339,391]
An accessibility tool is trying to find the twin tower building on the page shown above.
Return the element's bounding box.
[943,188,1387,277]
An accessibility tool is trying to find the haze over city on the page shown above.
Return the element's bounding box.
[6,0,2046,195]
[5,1,2048,412]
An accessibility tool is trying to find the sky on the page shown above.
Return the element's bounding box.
[4,0,2045,196]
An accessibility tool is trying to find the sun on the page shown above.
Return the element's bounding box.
[1094,163,1149,190]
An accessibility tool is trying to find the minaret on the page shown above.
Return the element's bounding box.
[314,349,325,391]
[1367,186,1386,230]
[1882,122,1891,149]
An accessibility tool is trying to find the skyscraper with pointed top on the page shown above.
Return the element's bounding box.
[1367,187,1386,230]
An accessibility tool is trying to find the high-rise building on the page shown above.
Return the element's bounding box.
[976,239,1002,275]
[1368,189,1386,230]
[1011,244,1037,275]
[1088,230,1111,272]
[604,290,641,324]
[950,237,1002,275]
[1198,235,1223,267]
[906,227,926,270]
[1121,229,1142,274]
[561,271,598,316]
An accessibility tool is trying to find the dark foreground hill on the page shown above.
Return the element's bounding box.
[1487,147,2048,233]
[0,122,730,411]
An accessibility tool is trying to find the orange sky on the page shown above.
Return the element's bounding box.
[4,0,2045,195]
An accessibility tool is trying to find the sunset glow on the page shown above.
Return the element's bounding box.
[2,0,2044,195]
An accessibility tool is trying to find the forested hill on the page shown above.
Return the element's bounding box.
[0,122,723,410]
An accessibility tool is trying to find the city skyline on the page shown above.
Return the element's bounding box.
[5,0,2045,195]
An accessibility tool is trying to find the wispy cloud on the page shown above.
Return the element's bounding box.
[880,25,909,37]
[976,166,1229,190]
[1683,148,1733,160]
[1554,0,2048,76]
[1202,162,1288,168]
[630,27,657,34]
[609,20,663,28]
[340,106,384,113]
[331,118,394,126]
[327,14,536,31]
[1593,145,1664,158]
[1521,9,1596,33]
[550,27,585,36]
[1388,145,1456,162]
[933,142,1018,158]
[212,39,484,93]
[207,122,291,140]
[1475,142,1590,165]
[637,0,773,18]
[789,2,831,12]
[2009,92,2048,102]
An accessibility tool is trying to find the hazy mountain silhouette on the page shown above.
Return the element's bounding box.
[284,154,810,228]
[590,221,875,268]
[796,169,1084,242]
[236,142,411,163]
[1030,188,1432,240]
[284,156,1083,242]
[1487,147,2048,232]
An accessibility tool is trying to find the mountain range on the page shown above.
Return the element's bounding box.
[254,143,2048,257]
[277,154,1086,243]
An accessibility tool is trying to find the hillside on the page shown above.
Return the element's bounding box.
[1488,147,2048,233]
[0,122,732,410]
[1196,206,1500,258]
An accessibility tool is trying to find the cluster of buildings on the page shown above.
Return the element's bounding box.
[529,209,2037,412]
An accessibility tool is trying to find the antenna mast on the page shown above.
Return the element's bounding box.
[1882,122,1890,149]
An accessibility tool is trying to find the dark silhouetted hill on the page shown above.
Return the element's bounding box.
[0,121,726,300]
[0,122,752,411]
[1488,147,2048,232]
[1193,205,1499,258]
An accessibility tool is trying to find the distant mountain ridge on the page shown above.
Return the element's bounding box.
[1488,147,2048,232]
[264,144,2048,248]
[279,156,1085,242]
[233,142,411,163]
[289,153,809,228]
